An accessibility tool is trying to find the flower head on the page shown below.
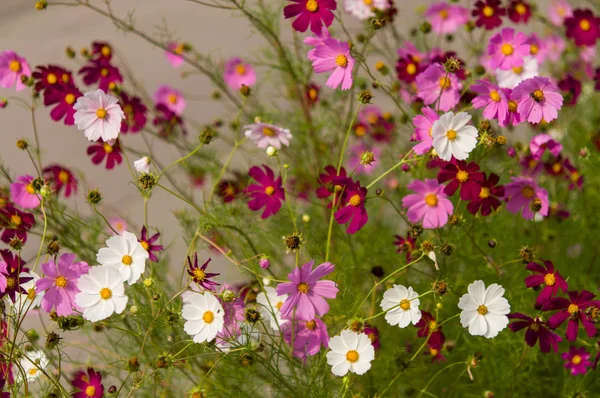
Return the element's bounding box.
[381,285,422,328]
[549,0,572,26]
[503,176,549,219]
[139,226,163,262]
[437,159,484,200]
[458,280,510,338]
[525,260,568,306]
[393,233,417,262]
[334,179,369,234]
[562,347,593,375]
[17,350,48,384]
[96,231,149,285]
[487,28,530,71]
[43,83,82,126]
[284,0,336,34]
[74,89,125,142]
[87,140,123,170]
[512,76,563,124]
[257,286,288,330]
[412,106,439,155]
[402,179,453,229]
[310,38,355,90]
[0,51,31,92]
[0,206,35,244]
[133,156,150,173]
[363,324,380,350]
[283,317,329,359]
[543,290,600,341]
[424,3,469,34]
[326,330,375,376]
[153,104,187,137]
[32,65,73,93]
[471,79,509,125]
[153,85,186,116]
[182,291,225,344]
[466,172,505,216]
[244,122,292,149]
[344,0,388,20]
[508,0,531,23]
[119,91,147,133]
[187,254,220,290]
[529,133,562,161]
[416,64,461,112]
[165,42,185,68]
[223,57,256,90]
[558,75,582,106]
[10,175,40,209]
[431,111,478,161]
[565,9,600,47]
[72,368,104,398]
[10,271,44,311]
[43,165,78,198]
[501,88,522,126]
[496,56,539,89]
[316,165,348,207]
[75,266,128,322]
[245,165,285,219]
[472,0,505,30]
[507,313,562,353]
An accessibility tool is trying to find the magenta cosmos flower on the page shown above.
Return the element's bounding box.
[0,250,31,303]
[223,57,256,90]
[277,260,338,321]
[36,253,89,317]
[153,85,186,116]
[394,233,417,262]
[530,133,562,161]
[472,0,505,30]
[187,253,219,290]
[334,178,369,234]
[282,317,329,359]
[565,9,600,47]
[502,88,522,126]
[10,175,40,209]
[437,159,484,200]
[43,84,82,126]
[487,28,530,70]
[544,290,600,341]
[416,64,461,112]
[466,172,504,216]
[508,0,531,23]
[165,42,186,68]
[0,206,35,244]
[153,104,187,137]
[139,226,163,262]
[412,106,439,155]
[562,347,593,375]
[0,51,31,92]
[284,0,336,35]
[245,165,285,219]
[424,3,469,34]
[507,313,562,353]
[119,91,147,133]
[512,77,563,124]
[316,165,348,207]
[402,179,453,229]
[471,79,509,126]
[72,367,104,398]
[503,176,549,220]
[43,165,78,198]
[525,260,568,306]
[363,325,380,350]
[79,59,123,92]
[87,140,123,170]
[310,38,355,90]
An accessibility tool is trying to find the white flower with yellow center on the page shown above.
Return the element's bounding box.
[458,280,510,338]
[9,271,44,311]
[97,231,149,285]
[344,0,389,20]
[431,111,478,161]
[182,291,225,344]
[256,286,288,330]
[244,122,292,149]
[18,350,49,384]
[134,156,151,173]
[326,330,375,376]
[496,56,539,89]
[73,89,125,142]
[381,284,422,328]
[75,266,128,322]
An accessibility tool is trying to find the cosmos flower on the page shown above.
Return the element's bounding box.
[153,85,186,116]
[43,165,78,198]
[548,0,572,26]
[244,122,292,149]
[87,140,123,170]
[72,368,104,398]
[496,56,538,89]
[96,231,149,285]
[79,59,123,92]
[17,350,48,384]
[363,324,380,351]
[309,38,355,90]
[507,313,562,353]
[525,260,568,306]
[471,79,509,125]
[416,64,461,112]
[257,286,288,330]
[0,206,35,244]
[153,104,187,137]
[412,106,439,155]
[223,57,256,90]
[562,347,593,375]
[543,290,600,341]
[529,133,562,161]
[393,233,417,263]
[487,28,531,71]
[9,270,43,311]
[165,42,186,68]
[182,290,225,344]
[32,64,73,93]
[503,176,549,220]
[458,280,510,339]
[334,179,369,234]
[138,226,163,263]
[10,175,40,209]
[381,285,422,328]
[0,51,31,92]
[284,0,336,35]
[75,266,128,322]
[187,254,220,290]
[512,76,563,124]
[564,9,600,47]
[245,165,285,219]
[472,0,505,30]
[344,0,389,21]
[283,317,329,359]
[74,89,125,142]
[508,0,531,23]
[43,84,82,125]
[316,165,348,207]
[501,88,522,126]
[91,41,113,61]
[119,91,147,133]
[431,111,478,161]
[108,217,127,235]
[402,179,453,229]
[327,330,375,376]
[526,34,547,64]
[133,156,150,173]
[466,173,505,216]
[437,159,484,200]
[558,75,582,105]
[424,2,469,34]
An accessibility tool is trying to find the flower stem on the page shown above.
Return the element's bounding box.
[366,150,417,189]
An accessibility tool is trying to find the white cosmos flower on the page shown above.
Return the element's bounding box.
[496,56,539,89]
[458,280,510,339]
[96,231,149,285]
[75,266,128,322]
[431,111,478,161]
[216,323,261,352]
[9,271,44,311]
[381,284,422,328]
[18,350,49,383]
[182,291,225,344]
[344,0,389,20]
[326,330,375,376]
[256,286,288,330]
[244,122,292,149]
[134,156,150,173]
[73,89,125,142]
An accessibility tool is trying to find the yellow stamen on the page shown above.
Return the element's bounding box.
[521,186,535,198]
[479,187,491,199]
[55,276,68,288]
[140,240,149,250]
[65,93,75,105]
[101,45,111,57]
[85,385,96,397]
[508,100,518,112]
[100,68,108,77]
[579,20,590,31]
[235,64,246,75]
[515,3,527,15]
[572,355,583,365]
[477,305,488,315]
[203,310,215,324]
[335,54,348,68]
[439,77,451,90]
[11,215,22,226]
[568,304,579,314]
[456,170,469,182]
[446,129,457,140]
[346,350,359,363]
[305,320,317,330]
[399,299,411,311]
[100,287,112,300]
[530,44,539,55]
[482,5,494,17]
[25,183,35,194]
[544,273,556,286]
[297,282,309,293]
[501,43,514,56]
[439,9,449,19]
[264,186,275,196]
[306,0,318,12]
[47,73,57,84]
[8,60,21,73]
[96,108,107,119]
[121,255,133,266]
[355,125,367,137]
[193,268,206,281]
[262,127,276,136]
[348,194,361,207]
[489,90,501,103]
[425,193,438,207]
[167,93,178,104]
[531,89,545,102]
[512,66,524,74]
[6,277,16,289]
[406,63,417,75]
[103,143,113,154]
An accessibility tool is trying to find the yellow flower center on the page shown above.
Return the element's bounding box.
[568,304,579,314]
[348,194,361,207]
[262,127,276,136]
[28,368,38,376]
[305,320,317,330]
[456,170,469,182]
[571,171,580,182]
[27,288,36,300]
[140,240,149,250]
[400,299,411,310]
[235,63,246,75]
[521,186,535,198]
[11,214,22,226]
[501,43,514,56]
[530,44,539,55]
[508,100,518,112]
[203,310,215,324]
[439,77,451,90]
[552,163,562,173]
[306,0,318,12]
[346,350,359,363]
[100,287,112,300]
[355,125,367,137]
[335,54,348,68]
[512,66,524,75]
[65,93,76,105]
[167,93,178,104]
[489,90,501,103]
[479,187,491,199]
[579,19,591,31]
[425,193,438,207]
[47,73,57,84]
[55,276,68,288]
[103,143,113,153]
[62,73,70,83]
[57,170,69,184]
[429,320,437,330]
[6,277,16,289]
[572,355,583,365]
[477,305,488,315]
[264,186,275,196]
[308,88,318,100]
[100,68,109,77]
[174,44,185,54]
[429,347,439,357]
[101,45,111,57]
[530,322,540,332]
[482,5,494,17]
[544,273,556,286]
[364,0,373,4]
[121,255,133,266]
[276,301,283,310]
[85,385,96,397]
[297,282,309,293]
[406,63,417,75]
[531,89,545,102]
[515,3,527,15]
[96,108,107,119]
[446,129,457,140]
[8,60,21,73]
[193,268,206,281]
[439,9,449,19]
[25,183,36,194]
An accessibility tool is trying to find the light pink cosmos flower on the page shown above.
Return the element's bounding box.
[165,42,185,68]
[153,85,186,116]
[36,253,89,317]
[73,89,125,142]
[412,106,439,155]
[277,260,339,321]
[424,3,469,34]
[527,34,547,65]
[471,80,509,126]
[304,29,331,61]
[0,260,7,294]
[487,28,531,71]
[282,317,329,360]
[529,134,562,160]
[548,0,573,26]
[108,217,127,235]
[244,122,292,149]
[223,57,256,90]
[310,38,355,90]
[512,76,563,124]
[10,175,40,209]
[416,64,461,112]
[0,51,31,92]
[402,179,453,229]
[502,88,522,127]
[544,35,566,62]
[504,176,549,220]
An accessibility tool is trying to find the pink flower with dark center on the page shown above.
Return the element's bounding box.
[245,165,285,219]
[548,0,572,26]
[562,347,593,375]
[472,0,505,30]
[529,133,562,161]
[416,64,461,112]
[153,85,185,116]
[564,9,600,47]
[507,313,562,353]
[72,367,104,398]
[79,60,123,92]
[87,140,123,170]
[543,290,600,341]
[43,165,78,198]
[36,253,89,317]
[525,260,568,306]
[334,179,369,234]
[471,79,509,125]
[283,0,336,35]
[487,28,531,70]
[282,317,329,359]
[402,179,453,229]
[512,76,563,124]
[139,226,163,262]
[310,38,355,90]
[437,159,484,200]
[43,84,82,125]
[10,175,40,209]
[119,91,147,133]
[0,206,35,244]
[276,260,338,321]
[165,42,186,68]
[412,106,439,155]
[466,172,504,216]
[424,3,469,34]
[508,0,531,23]
[223,57,256,90]
[503,176,549,220]
[0,51,31,92]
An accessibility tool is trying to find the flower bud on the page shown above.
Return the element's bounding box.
[302,214,310,223]
[259,257,270,269]
[357,90,373,104]
[420,22,432,33]
[266,146,277,157]
[240,84,251,97]
[87,189,102,205]
[16,139,28,150]
[35,1,47,10]
[143,278,154,288]
[199,126,215,144]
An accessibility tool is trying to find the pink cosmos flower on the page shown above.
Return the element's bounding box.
[334,178,369,234]
[73,89,125,142]
[0,51,31,92]
[525,260,568,306]
[165,42,185,68]
[424,3,469,34]
[529,133,562,160]
[78,60,123,92]
[402,179,453,229]
[487,28,531,70]
[471,79,509,126]
[304,29,330,61]
[310,38,355,90]
[72,368,104,398]
[276,260,338,321]
[527,34,547,64]
[282,317,329,359]
[153,104,187,137]
[0,260,7,294]
[223,57,256,90]
[43,165,78,198]
[565,9,600,47]
[503,176,549,220]
[153,85,186,116]
[36,253,89,317]
[245,165,285,219]
[562,347,592,375]
[416,64,461,112]
[284,0,336,35]
[412,106,439,155]
[108,217,127,235]
[512,77,563,124]
[10,175,40,209]
[548,0,572,26]
[347,143,380,176]
[502,88,522,126]
[544,290,600,342]
[544,35,566,62]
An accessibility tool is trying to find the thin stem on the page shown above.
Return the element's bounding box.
[366,150,417,189]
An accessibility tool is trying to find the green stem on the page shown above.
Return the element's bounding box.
[157,142,204,181]
[366,150,417,189]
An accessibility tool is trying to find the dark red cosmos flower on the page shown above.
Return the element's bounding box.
[0,370,9,398]
[245,165,285,219]
[564,9,600,47]
[472,0,505,30]
[525,260,568,306]
[305,83,320,106]
[87,140,122,170]
[32,65,73,93]
[595,67,600,91]
[393,233,417,262]
[283,0,336,35]
[43,165,78,198]
[363,324,380,350]
[543,290,600,341]
[507,0,531,23]
[217,176,246,203]
[466,172,504,216]
[316,165,348,208]
[72,367,104,398]
[544,155,567,177]
[557,75,582,106]
[519,154,543,177]
[0,206,35,244]
[437,159,484,200]
[549,203,570,221]
[153,104,187,137]
[426,343,446,363]
[396,55,422,84]
[563,159,583,190]
[0,250,31,303]
[43,84,82,125]
[187,253,220,290]
[139,226,163,262]
[507,313,562,353]
[79,59,123,92]
[120,91,147,133]
[334,179,368,234]
[91,41,113,61]
[414,310,445,346]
